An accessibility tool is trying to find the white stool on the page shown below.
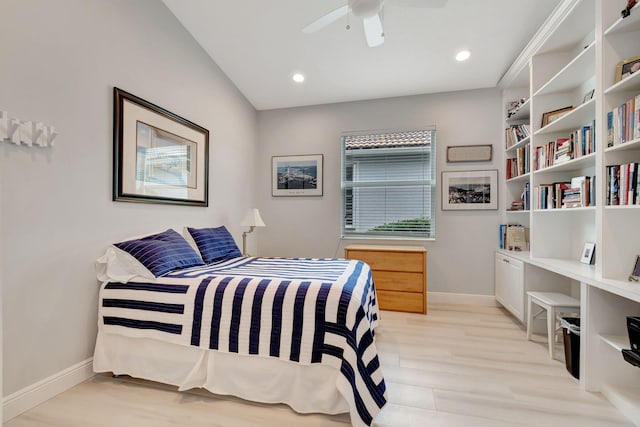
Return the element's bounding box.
[526,291,580,360]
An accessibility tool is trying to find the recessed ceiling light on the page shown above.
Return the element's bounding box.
[292,73,305,83]
[455,50,471,62]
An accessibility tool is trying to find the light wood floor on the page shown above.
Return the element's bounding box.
[5,304,634,427]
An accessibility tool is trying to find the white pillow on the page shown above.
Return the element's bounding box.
[95,246,156,283]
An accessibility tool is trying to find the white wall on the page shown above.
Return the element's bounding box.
[0,0,257,398]
[256,88,502,296]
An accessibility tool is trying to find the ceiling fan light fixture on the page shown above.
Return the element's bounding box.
[292,73,305,83]
[351,0,382,18]
[455,50,471,62]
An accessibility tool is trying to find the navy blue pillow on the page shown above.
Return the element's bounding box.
[114,229,205,277]
[186,226,242,264]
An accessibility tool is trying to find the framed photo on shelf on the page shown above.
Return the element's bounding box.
[441,169,498,211]
[113,87,209,206]
[580,242,595,265]
[541,106,574,127]
[629,255,640,282]
[616,55,640,82]
[272,154,323,197]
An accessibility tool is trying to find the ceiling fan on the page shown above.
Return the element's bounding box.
[303,0,448,48]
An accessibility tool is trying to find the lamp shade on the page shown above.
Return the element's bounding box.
[240,208,266,227]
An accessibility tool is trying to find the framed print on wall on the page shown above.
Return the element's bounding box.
[442,169,498,210]
[113,87,209,206]
[272,154,323,196]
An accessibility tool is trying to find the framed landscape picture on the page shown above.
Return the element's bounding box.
[113,87,209,206]
[442,170,498,210]
[272,154,323,196]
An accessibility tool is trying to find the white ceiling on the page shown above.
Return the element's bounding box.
[162,0,561,111]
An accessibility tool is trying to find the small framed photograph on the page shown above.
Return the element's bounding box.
[442,169,498,210]
[113,87,209,206]
[541,106,574,127]
[272,154,323,196]
[630,255,640,282]
[616,55,640,82]
[582,89,595,103]
[580,242,595,265]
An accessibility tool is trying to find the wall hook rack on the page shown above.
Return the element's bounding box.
[0,110,57,147]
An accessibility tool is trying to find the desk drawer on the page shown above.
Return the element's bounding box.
[377,290,424,313]
[346,250,424,272]
[373,270,424,293]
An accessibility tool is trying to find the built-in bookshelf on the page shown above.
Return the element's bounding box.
[498,1,640,424]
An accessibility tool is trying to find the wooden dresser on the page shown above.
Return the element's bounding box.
[344,245,427,314]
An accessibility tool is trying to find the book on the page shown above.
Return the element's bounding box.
[636,94,640,140]
[506,225,528,251]
[499,224,529,251]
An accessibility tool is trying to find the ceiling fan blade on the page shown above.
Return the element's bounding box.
[362,14,384,47]
[388,0,447,7]
[302,5,349,33]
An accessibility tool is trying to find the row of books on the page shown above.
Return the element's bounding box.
[533,122,595,170]
[606,93,640,147]
[534,176,595,209]
[505,124,531,149]
[505,144,530,179]
[607,162,640,206]
[499,224,529,251]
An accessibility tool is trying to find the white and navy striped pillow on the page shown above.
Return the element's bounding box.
[114,229,205,277]
[186,226,242,264]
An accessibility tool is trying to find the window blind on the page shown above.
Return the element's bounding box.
[341,129,436,239]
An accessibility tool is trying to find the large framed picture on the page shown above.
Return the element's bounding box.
[272,154,323,196]
[616,55,640,82]
[442,169,498,210]
[113,88,209,206]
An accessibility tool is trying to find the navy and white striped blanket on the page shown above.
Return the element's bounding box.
[98,257,387,426]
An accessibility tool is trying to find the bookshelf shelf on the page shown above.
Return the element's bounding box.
[533,152,595,174]
[506,173,530,183]
[534,99,596,136]
[604,71,640,95]
[533,206,596,213]
[506,209,529,214]
[604,204,640,210]
[600,334,628,352]
[534,42,596,97]
[605,137,640,153]
[506,135,531,152]
[506,98,530,122]
[604,2,640,35]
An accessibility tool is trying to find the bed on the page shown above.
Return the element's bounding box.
[93,227,387,427]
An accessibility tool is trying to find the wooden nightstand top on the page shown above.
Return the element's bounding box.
[344,244,426,253]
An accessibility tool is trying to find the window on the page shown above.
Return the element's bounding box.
[341,129,436,239]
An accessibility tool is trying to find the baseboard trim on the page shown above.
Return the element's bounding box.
[3,357,94,422]
[428,291,498,307]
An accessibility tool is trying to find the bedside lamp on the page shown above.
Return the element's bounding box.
[240,208,266,256]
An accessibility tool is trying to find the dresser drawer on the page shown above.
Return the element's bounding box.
[373,270,424,293]
[376,290,424,313]
[346,249,424,273]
